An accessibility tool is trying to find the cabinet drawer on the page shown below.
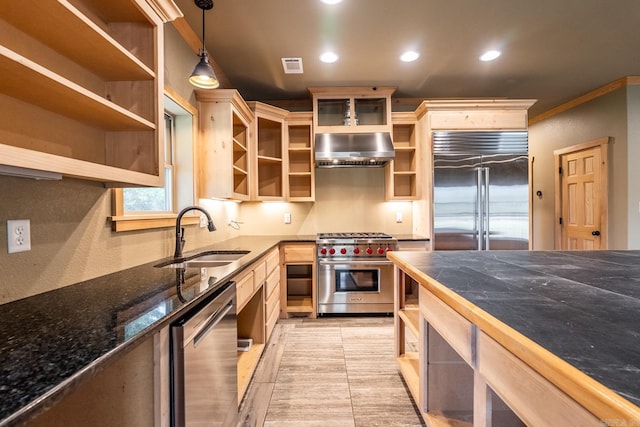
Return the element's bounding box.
[266,302,279,340]
[477,331,602,426]
[236,270,254,310]
[253,260,267,290]
[420,287,474,364]
[265,248,280,276]
[283,244,315,262]
[265,267,279,299]
[266,285,280,319]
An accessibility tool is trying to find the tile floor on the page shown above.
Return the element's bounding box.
[238,317,425,427]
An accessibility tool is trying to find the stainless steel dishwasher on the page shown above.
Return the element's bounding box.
[171,280,238,427]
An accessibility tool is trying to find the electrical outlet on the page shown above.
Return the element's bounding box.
[396,212,403,223]
[284,213,291,224]
[7,219,31,253]
[199,214,208,228]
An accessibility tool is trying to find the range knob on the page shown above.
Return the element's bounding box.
[329,248,336,255]
[353,247,360,255]
[377,247,384,255]
[320,247,327,255]
[340,248,347,255]
[386,247,393,252]
[366,247,373,255]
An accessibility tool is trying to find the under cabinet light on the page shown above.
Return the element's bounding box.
[0,165,62,180]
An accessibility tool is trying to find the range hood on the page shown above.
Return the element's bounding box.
[315,132,395,167]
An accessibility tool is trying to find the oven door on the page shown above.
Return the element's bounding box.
[317,259,394,314]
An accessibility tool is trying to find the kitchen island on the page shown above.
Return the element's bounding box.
[388,250,640,426]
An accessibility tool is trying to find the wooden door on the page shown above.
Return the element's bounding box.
[554,138,609,250]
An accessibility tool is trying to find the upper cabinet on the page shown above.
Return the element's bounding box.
[248,102,287,201]
[386,112,421,200]
[196,89,253,201]
[309,87,395,135]
[285,112,314,201]
[0,0,174,186]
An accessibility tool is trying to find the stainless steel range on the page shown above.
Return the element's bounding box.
[316,232,397,314]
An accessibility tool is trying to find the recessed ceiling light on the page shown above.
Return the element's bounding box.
[400,51,420,62]
[321,0,343,4]
[320,51,339,63]
[480,50,501,62]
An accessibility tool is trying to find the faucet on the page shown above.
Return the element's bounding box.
[174,206,216,259]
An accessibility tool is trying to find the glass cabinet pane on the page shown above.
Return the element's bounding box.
[355,98,386,125]
[317,99,350,126]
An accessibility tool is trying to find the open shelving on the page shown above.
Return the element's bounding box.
[196,89,253,200]
[0,0,166,185]
[286,112,314,201]
[386,112,419,200]
[249,102,287,200]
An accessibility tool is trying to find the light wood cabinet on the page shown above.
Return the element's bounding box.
[235,246,280,403]
[196,89,253,201]
[394,264,603,426]
[248,102,287,200]
[386,112,420,200]
[285,112,315,201]
[0,0,173,185]
[309,87,395,135]
[280,243,316,318]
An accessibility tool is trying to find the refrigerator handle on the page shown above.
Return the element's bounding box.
[477,168,483,251]
[484,167,490,250]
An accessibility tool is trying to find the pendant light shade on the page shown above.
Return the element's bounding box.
[189,0,219,89]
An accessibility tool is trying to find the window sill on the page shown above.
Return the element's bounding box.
[110,213,199,232]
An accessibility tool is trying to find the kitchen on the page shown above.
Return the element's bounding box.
[1,0,640,426]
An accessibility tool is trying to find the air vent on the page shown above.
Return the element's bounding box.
[281,57,303,74]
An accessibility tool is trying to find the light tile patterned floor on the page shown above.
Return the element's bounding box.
[238,317,425,427]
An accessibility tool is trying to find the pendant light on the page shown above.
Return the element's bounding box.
[189,0,219,89]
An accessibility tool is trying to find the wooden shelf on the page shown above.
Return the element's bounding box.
[398,307,420,338]
[237,343,266,404]
[0,49,154,131]
[0,0,154,81]
[286,296,314,313]
[397,353,419,401]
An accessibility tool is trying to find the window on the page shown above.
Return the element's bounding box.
[110,91,197,232]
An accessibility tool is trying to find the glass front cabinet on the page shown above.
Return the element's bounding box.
[309,87,395,135]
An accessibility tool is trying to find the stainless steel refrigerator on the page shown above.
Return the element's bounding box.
[432,131,529,251]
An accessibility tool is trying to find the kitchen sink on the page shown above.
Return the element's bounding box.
[156,250,250,269]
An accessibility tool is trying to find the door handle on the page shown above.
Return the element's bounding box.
[592,230,601,236]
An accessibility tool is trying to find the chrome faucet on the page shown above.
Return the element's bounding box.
[174,206,216,259]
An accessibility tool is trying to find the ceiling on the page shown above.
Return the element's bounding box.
[173,0,640,118]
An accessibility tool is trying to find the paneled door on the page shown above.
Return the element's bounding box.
[554,137,609,250]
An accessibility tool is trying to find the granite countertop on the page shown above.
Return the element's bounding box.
[0,235,314,427]
[388,250,640,415]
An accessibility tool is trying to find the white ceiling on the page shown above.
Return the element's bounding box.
[173,0,640,118]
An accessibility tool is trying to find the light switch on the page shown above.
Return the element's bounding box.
[284,213,291,224]
[396,212,403,223]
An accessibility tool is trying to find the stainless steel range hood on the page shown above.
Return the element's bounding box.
[315,132,395,168]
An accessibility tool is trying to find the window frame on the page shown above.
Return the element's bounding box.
[110,88,199,232]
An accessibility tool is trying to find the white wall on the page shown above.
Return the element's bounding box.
[528,88,631,249]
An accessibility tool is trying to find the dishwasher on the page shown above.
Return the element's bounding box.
[171,280,238,427]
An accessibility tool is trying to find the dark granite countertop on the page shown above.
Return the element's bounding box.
[0,235,314,427]
[388,250,640,413]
